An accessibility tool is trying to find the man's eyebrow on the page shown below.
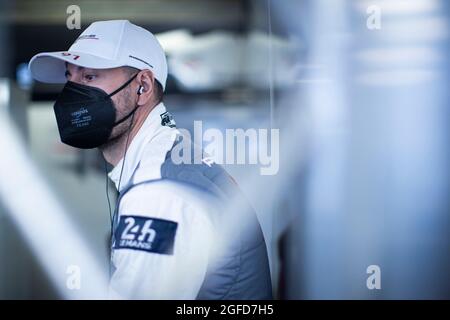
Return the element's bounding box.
[64,62,85,72]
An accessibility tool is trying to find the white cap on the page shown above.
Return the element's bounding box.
[28,20,168,90]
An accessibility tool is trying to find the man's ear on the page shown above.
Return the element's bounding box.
[136,70,155,106]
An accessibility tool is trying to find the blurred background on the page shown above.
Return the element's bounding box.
[0,0,449,299]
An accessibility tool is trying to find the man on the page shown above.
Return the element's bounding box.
[29,20,272,299]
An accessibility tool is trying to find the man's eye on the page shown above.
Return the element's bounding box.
[84,74,96,81]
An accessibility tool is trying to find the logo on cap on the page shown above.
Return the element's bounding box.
[75,34,99,42]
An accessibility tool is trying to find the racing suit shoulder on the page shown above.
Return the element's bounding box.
[110,179,217,299]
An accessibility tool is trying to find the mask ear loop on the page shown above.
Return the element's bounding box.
[108,72,139,98]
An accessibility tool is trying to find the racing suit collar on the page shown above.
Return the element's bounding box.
[108,102,176,192]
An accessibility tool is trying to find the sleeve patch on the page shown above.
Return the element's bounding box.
[113,215,178,255]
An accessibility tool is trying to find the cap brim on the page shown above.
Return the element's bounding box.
[28,51,126,83]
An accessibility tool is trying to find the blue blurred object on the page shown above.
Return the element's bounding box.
[16,62,33,90]
[274,0,450,299]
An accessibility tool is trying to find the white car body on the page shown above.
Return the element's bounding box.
[156,29,300,92]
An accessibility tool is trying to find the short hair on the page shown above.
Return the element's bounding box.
[123,66,163,103]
